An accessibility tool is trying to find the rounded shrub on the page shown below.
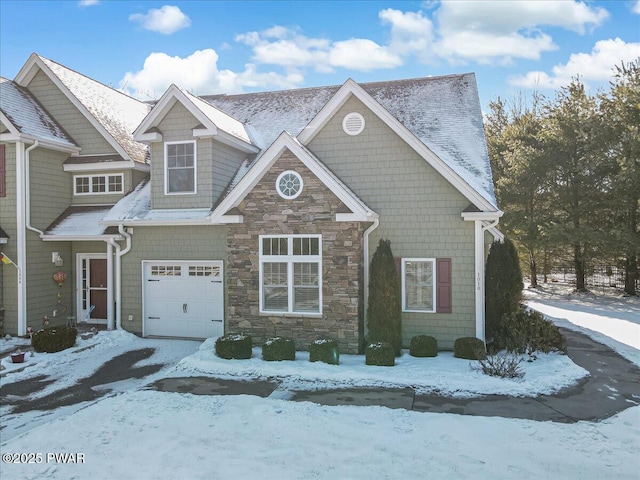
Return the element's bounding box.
[215,334,253,360]
[32,326,77,353]
[454,337,486,360]
[365,341,395,366]
[409,335,438,357]
[309,339,340,365]
[262,337,296,361]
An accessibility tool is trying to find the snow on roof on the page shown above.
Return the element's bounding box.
[182,89,254,146]
[103,180,211,223]
[45,206,114,237]
[38,56,150,164]
[0,77,76,148]
[202,74,497,206]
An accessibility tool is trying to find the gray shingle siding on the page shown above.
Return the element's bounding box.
[150,102,247,209]
[308,95,476,349]
[26,147,74,327]
[26,70,115,155]
[0,143,17,333]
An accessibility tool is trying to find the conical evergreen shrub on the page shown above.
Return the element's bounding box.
[367,239,402,356]
[485,237,523,342]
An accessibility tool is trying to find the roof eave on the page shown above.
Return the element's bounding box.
[0,130,80,154]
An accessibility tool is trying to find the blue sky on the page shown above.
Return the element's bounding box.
[1,1,638,110]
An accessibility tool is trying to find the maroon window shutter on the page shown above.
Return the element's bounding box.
[0,144,5,197]
[436,258,452,313]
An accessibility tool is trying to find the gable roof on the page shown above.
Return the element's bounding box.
[210,132,378,223]
[0,77,78,151]
[14,54,150,164]
[202,74,497,210]
[133,84,259,154]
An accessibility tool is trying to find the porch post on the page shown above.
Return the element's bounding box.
[474,220,484,341]
[106,241,114,330]
[15,142,27,336]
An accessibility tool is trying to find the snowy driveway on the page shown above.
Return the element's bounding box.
[0,334,200,442]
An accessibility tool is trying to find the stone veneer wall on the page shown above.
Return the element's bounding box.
[227,151,365,354]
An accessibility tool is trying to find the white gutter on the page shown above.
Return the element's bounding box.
[362,218,380,335]
[106,240,115,330]
[112,224,132,330]
[24,141,44,236]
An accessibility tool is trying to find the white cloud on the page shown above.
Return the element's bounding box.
[379,9,434,57]
[509,38,640,89]
[329,39,402,71]
[119,49,304,99]
[129,5,191,35]
[236,26,400,72]
[233,1,611,74]
[432,1,608,64]
[236,28,330,71]
[78,0,100,6]
[633,0,640,14]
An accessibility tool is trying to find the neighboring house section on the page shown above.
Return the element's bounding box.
[1,54,150,336]
[2,54,502,354]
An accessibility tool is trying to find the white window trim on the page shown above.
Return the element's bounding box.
[73,173,124,196]
[259,234,322,315]
[401,258,437,313]
[164,140,197,195]
[276,170,304,200]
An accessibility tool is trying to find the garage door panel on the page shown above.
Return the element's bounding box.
[144,261,224,339]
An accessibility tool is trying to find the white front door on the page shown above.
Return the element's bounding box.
[143,261,224,339]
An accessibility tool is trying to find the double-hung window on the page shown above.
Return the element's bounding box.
[402,258,436,313]
[165,141,196,194]
[259,235,322,314]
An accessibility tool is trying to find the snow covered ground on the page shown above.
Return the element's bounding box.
[524,284,640,366]
[1,287,638,479]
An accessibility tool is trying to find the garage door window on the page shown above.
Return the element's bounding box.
[189,265,220,277]
[151,265,182,276]
[259,235,322,314]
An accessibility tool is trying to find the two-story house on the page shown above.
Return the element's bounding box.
[1,53,502,354]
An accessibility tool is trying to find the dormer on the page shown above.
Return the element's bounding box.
[134,85,260,210]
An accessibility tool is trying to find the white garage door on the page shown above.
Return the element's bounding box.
[143,261,224,339]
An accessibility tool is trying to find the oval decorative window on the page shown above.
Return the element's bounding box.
[276,170,303,199]
[342,112,365,136]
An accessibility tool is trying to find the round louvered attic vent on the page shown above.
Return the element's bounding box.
[342,112,365,136]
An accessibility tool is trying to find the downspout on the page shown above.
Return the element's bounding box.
[25,141,44,236]
[113,224,132,330]
[106,240,117,330]
[362,218,380,335]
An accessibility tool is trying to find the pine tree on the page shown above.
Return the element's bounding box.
[598,60,640,295]
[485,94,550,287]
[485,238,523,342]
[367,239,402,356]
[540,79,603,292]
